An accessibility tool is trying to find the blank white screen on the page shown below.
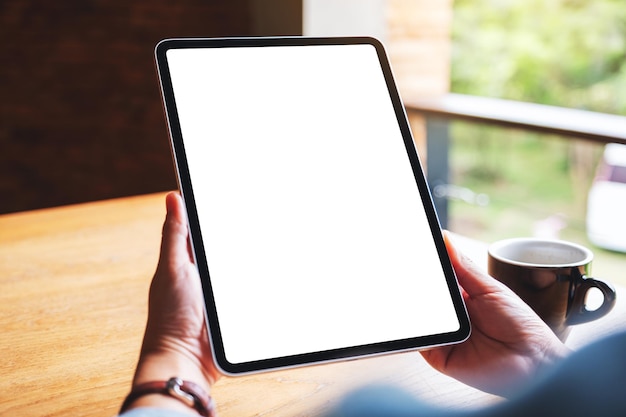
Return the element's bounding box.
[166,43,460,364]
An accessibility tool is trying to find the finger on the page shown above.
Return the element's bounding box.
[443,231,506,298]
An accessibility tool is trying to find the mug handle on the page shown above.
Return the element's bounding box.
[567,277,617,325]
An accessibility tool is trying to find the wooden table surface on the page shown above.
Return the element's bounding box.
[1,193,624,416]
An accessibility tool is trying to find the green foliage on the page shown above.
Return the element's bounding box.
[452,0,626,114]
[451,122,574,206]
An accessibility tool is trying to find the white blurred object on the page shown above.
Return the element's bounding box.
[533,214,567,239]
[586,143,626,252]
[433,184,490,206]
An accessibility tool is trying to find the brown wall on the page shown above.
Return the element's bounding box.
[0,1,300,214]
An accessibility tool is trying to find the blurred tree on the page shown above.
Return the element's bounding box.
[452,0,626,114]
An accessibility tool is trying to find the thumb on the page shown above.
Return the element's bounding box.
[158,192,192,270]
[443,231,504,298]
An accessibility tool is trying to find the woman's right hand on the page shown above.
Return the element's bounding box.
[421,233,571,397]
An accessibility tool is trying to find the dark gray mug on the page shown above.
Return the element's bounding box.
[488,238,616,341]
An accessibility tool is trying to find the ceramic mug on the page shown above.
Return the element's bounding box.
[488,238,616,340]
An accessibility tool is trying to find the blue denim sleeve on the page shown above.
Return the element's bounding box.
[326,385,470,417]
[117,408,194,417]
[327,331,626,417]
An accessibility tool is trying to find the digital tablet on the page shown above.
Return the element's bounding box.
[155,37,470,375]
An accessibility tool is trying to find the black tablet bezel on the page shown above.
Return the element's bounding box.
[155,36,470,375]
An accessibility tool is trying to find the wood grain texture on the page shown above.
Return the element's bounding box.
[0,193,166,416]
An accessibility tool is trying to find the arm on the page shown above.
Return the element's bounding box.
[120,192,221,416]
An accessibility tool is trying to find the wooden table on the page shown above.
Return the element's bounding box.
[1,193,624,416]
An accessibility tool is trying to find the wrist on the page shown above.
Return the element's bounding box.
[132,349,216,395]
[125,392,200,416]
[121,377,216,417]
[529,337,572,386]
[542,339,572,365]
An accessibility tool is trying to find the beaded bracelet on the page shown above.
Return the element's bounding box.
[120,377,216,417]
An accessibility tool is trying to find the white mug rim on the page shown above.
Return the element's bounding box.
[488,237,593,268]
